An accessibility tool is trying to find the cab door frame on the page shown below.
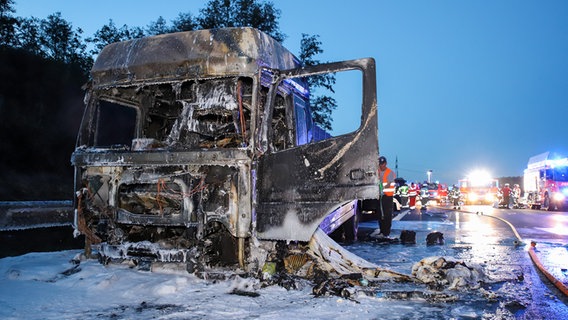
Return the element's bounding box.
[255,58,380,241]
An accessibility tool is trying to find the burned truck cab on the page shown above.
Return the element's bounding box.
[71,28,379,271]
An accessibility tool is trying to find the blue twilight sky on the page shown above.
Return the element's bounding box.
[13,0,568,184]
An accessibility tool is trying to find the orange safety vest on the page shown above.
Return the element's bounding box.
[379,167,396,196]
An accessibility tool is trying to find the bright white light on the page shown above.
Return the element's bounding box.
[537,226,568,236]
[552,215,568,222]
[549,158,568,168]
[467,170,492,187]
[553,192,565,202]
[469,193,479,202]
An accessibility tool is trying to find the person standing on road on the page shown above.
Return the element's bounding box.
[512,184,522,208]
[449,184,461,209]
[501,183,512,209]
[408,182,418,209]
[372,156,396,237]
[396,182,409,209]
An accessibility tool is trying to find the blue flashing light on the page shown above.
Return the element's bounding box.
[283,78,309,98]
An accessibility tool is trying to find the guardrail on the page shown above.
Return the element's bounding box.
[0,201,82,258]
[0,200,74,231]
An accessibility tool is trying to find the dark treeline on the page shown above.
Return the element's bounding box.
[0,0,335,200]
[1,0,287,78]
[0,48,85,200]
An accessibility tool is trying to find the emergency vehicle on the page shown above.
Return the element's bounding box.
[419,182,448,205]
[524,152,568,211]
[431,182,448,204]
[458,171,499,205]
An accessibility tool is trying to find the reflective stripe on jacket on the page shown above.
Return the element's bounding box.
[408,185,418,197]
[379,167,396,196]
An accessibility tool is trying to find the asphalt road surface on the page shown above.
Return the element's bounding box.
[465,204,568,243]
[352,203,568,318]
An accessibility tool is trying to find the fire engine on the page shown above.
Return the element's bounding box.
[419,182,448,205]
[458,170,499,205]
[524,152,568,211]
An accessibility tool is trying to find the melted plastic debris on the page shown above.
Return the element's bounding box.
[411,256,486,290]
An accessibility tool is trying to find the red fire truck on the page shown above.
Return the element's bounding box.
[524,152,568,211]
[458,170,499,205]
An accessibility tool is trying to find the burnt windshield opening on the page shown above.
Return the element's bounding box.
[95,100,137,148]
[87,78,254,150]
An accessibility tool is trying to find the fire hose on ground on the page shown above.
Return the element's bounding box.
[434,205,568,297]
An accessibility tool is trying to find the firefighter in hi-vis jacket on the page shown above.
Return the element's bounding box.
[371,156,396,237]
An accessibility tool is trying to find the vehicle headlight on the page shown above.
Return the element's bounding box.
[553,192,565,202]
[485,193,495,202]
[469,193,478,202]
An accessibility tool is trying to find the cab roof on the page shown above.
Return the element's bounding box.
[91,27,302,88]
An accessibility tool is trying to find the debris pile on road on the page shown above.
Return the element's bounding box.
[411,256,486,290]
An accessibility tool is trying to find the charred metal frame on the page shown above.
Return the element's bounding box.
[71,28,379,270]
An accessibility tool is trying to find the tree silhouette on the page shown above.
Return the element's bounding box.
[299,34,337,131]
[87,19,143,55]
[14,17,42,55]
[0,0,18,47]
[171,12,198,32]
[9,12,92,75]
[198,0,284,42]
[39,13,91,69]
[146,16,170,35]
